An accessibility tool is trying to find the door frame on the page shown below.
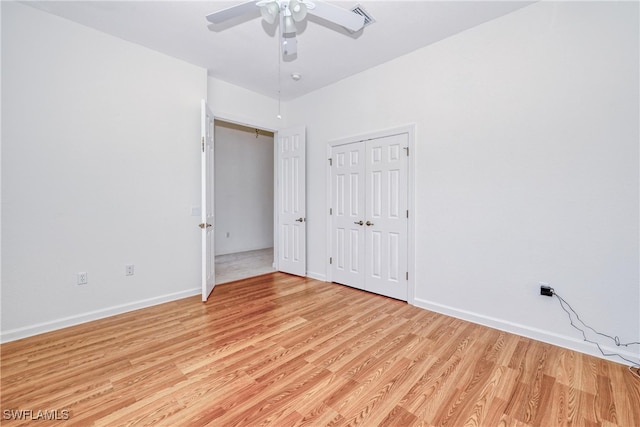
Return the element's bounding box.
[326,124,416,304]
[208,111,280,273]
[205,111,308,277]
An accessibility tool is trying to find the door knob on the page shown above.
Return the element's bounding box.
[295,217,305,222]
[354,220,364,226]
[198,223,212,229]
[366,221,374,226]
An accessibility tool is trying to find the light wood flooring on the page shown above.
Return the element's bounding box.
[1,273,639,426]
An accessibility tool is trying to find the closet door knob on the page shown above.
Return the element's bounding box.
[354,220,364,226]
[295,217,305,222]
[365,221,374,226]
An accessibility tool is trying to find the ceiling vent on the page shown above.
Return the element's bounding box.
[350,4,375,28]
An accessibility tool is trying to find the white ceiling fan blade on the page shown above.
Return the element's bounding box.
[206,1,260,24]
[307,0,365,32]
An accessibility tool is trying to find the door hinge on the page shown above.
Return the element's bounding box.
[404,147,409,156]
[329,208,332,215]
[329,257,333,265]
[406,210,409,218]
[406,272,409,280]
[328,158,333,166]
[201,137,205,152]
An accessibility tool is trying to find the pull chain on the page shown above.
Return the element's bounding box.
[277,9,282,119]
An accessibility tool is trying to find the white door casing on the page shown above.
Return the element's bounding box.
[328,127,412,301]
[277,126,306,276]
[201,100,215,301]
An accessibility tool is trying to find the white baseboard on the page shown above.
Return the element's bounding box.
[0,288,200,344]
[306,271,327,282]
[412,297,639,367]
[215,245,274,257]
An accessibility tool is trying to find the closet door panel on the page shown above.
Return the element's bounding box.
[364,134,408,301]
[331,142,365,289]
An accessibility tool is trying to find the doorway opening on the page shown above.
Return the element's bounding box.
[214,120,275,284]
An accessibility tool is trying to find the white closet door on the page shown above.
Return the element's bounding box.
[331,142,365,288]
[364,133,408,301]
[329,132,408,301]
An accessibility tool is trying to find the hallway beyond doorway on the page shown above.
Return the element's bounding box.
[215,248,275,284]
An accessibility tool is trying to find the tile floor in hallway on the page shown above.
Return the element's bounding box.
[215,247,275,284]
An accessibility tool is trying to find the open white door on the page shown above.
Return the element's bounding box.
[201,100,215,301]
[276,126,306,276]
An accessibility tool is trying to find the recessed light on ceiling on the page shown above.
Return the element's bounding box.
[291,73,302,81]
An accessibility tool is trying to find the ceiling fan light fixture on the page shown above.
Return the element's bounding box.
[282,37,297,56]
[283,15,297,34]
[290,0,308,21]
[260,1,279,25]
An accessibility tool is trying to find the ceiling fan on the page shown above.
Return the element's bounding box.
[206,0,365,57]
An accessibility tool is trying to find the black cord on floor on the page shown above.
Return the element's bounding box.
[548,287,640,379]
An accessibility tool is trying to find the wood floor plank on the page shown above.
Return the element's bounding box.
[1,272,638,426]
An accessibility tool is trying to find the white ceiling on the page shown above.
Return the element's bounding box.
[24,1,534,101]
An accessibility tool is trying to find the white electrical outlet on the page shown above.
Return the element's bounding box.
[125,264,134,276]
[77,272,88,285]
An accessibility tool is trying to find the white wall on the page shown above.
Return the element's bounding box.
[0,2,4,332]
[207,77,281,132]
[214,122,274,255]
[2,1,638,365]
[285,2,639,364]
[1,1,205,340]
[0,3,271,341]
